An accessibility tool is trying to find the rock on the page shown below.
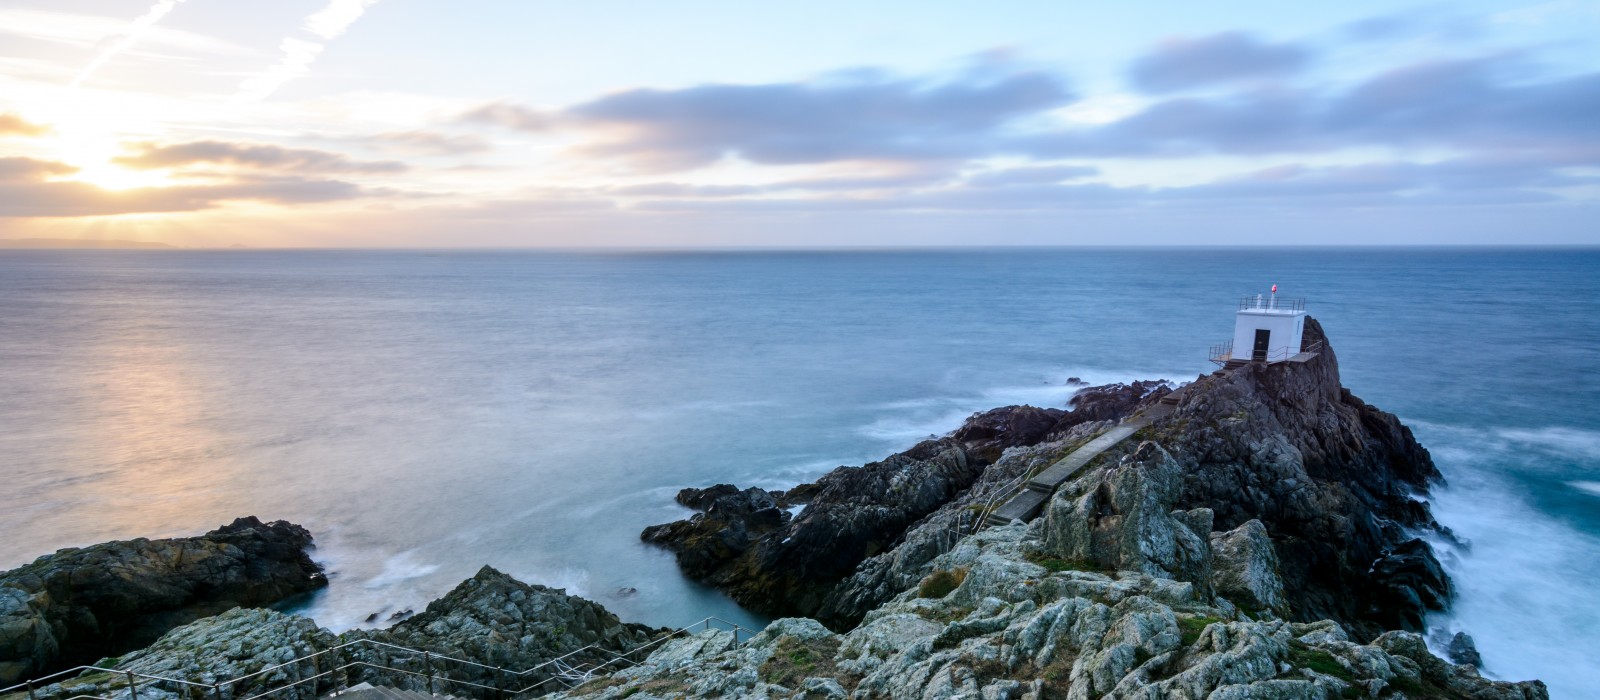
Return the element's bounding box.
[1210,519,1286,613]
[952,405,1065,462]
[1050,379,1171,437]
[385,609,413,622]
[674,484,741,511]
[616,587,639,597]
[548,529,1547,700]
[1449,631,1485,668]
[0,517,327,684]
[643,438,982,619]
[1040,442,1214,591]
[1377,631,1547,700]
[641,486,792,581]
[349,566,664,695]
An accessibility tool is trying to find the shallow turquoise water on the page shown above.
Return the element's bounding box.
[0,249,1594,696]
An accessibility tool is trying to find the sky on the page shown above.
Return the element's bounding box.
[0,0,1596,247]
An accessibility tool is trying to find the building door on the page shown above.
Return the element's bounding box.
[1252,329,1271,362]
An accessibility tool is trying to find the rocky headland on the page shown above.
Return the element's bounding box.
[0,317,1547,699]
[643,319,1451,643]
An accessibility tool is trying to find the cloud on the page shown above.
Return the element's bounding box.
[459,102,553,131]
[1023,56,1600,158]
[1129,32,1311,92]
[606,171,949,198]
[465,66,1074,171]
[114,140,407,173]
[0,177,375,217]
[965,164,1099,187]
[0,113,51,137]
[238,37,324,102]
[304,0,382,40]
[70,0,189,88]
[238,0,383,101]
[362,130,492,156]
[0,157,77,181]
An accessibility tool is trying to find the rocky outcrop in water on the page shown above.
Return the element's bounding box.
[0,517,327,685]
[643,439,984,618]
[550,525,1546,700]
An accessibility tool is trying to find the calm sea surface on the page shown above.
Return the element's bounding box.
[1,249,1596,696]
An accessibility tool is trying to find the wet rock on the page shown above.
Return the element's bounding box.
[1449,631,1485,668]
[0,517,327,684]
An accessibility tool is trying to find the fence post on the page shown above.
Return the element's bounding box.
[125,671,139,700]
[424,652,434,696]
[334,647,346,694]
[26,680,36,700]
[212,683,224,700]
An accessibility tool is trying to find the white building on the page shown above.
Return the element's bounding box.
[1211,289,1308,366]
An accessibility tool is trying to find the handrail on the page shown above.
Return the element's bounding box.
[1237,296,1305,312]
[2,615,757,700]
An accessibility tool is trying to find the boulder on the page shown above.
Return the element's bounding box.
[1041,442,1214,591]
[1210,519,1286,613]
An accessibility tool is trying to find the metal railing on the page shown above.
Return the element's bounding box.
[1209,339,1324,366]
[1,616,755,700]
[1237,296,1305,312]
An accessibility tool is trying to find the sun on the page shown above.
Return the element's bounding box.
[52,130,173,191]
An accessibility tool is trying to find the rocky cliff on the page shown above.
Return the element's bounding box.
[0,517,327,684]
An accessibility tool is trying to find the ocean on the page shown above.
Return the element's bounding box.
[0,248,1595,697]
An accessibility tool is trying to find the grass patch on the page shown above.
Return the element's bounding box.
[1287,642,1356,683]
[915,604,974,624]
[1178,615,1224,646]
[759,636,842,688]
[1024,551,1106,574]
[917,567,968,599]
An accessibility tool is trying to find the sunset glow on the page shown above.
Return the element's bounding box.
[1,0,1596,247]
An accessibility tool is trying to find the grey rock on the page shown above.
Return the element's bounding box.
[1211,519,1286,613]
[1040,441,1214,592]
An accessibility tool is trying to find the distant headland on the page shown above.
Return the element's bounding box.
[0,238,175,249]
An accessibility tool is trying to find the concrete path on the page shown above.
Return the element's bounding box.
[981,386,1186,527]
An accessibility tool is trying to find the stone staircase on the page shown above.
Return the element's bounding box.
[982,384,1189,527]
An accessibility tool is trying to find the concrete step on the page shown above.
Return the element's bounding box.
[333,684,454,700]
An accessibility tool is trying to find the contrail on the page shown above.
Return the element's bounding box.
[238,0,381,101]
[70,0,190,88]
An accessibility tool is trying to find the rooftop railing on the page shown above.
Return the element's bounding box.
[1237,296,1305,312]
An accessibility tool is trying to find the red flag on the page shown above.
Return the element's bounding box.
[1271,284,1278,293]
